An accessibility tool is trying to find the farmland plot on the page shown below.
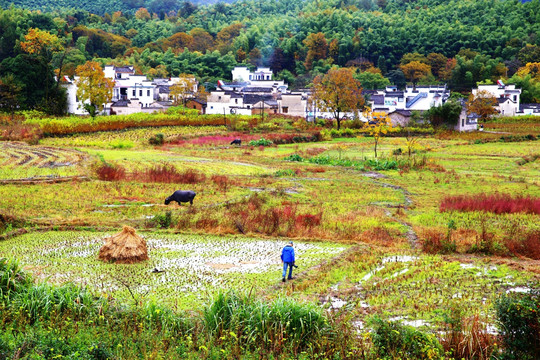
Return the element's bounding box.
[0,231,348,308]
[0,141,88,180]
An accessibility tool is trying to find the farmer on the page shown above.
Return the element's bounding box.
[281,240,295,282]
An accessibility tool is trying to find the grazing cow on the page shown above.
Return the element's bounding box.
[230,139,241,146]
[165,190,196,205]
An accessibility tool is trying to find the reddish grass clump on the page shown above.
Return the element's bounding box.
[505,230,540,260]
[135,165,206,184]
[94,163,127,181]
[440,194,540,215]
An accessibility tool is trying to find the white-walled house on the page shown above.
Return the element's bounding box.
[472,84,521,116]
[370,85,449,113]
[64,65,198,115]
[454,99,479,132]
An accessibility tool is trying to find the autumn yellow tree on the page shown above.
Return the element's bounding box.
[364,110,393,158]
[20,28,63,56]
[170,74,198,106]
[466,90,498,122]
[517,62,540,81]
[311,68,364,130]
[75,61,114,118]
[304,32,328,70]
[400,61,431,91]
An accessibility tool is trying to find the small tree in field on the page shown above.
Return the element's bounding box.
[466,90,498,122]
[75,61,114,118]
[311,67,364,130]
[365,110,393,158]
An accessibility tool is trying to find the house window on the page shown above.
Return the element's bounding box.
[513,95,517,102]
[218,96,222,100]
[147,90,150,97]
[282,107,288,113]
[210,106,213,109]
[235,99,238,104]
[132,90,136,96]
[139,90,142,97]
[247,105,250,109]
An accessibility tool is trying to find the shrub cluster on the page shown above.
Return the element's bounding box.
[495,290,540,360]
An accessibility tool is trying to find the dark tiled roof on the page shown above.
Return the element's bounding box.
[157,85,170,94]
[385,91,404,97]
[243,94,273,105]
[111,100,130,107]
[390,109,412,116]
[497,97,513,103]
[115,66,134,73]
[243,87,273,93]
[371,94,384,105]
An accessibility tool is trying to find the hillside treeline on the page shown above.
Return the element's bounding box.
[1,0,540,113]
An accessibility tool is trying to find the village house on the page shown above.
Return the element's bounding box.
[63,65,198,115]
[454,99,479,132]
[472,83,521,116]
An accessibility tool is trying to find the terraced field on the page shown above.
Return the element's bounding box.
[0,142,89,181]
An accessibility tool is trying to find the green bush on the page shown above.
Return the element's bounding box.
[152,211,173,228]
[203,291,329,353]
[371,317,444,360]
[274,169,296,177]
[248,137,273,146]
[0,257,32,301]
[495,289,540,360]
[149,133,165,145]
[283,154,304,162]
[109,139,134,149]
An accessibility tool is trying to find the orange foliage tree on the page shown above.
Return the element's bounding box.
[304,32,328,70]
[311,68,364,130]
[75,61,114,118]
[20,28,62,55]
[400,61,431,90]
[466,90,498,122]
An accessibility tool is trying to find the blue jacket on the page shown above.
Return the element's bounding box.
[281,245,295,263]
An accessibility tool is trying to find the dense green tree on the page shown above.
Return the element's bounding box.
[426,100,462,128]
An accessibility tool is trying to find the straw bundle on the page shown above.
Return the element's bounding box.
[98,226,148,264]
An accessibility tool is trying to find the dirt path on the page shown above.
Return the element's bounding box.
[358,171,419,249]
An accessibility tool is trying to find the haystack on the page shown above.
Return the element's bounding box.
[98,226,148,264]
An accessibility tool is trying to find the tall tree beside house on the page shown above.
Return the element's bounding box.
[425,100,462,128]
[311,67,364,130]
[466,90,498,122]
[20,27,67,114]
[0,74,24,119]
[170,74,197,106]
[400,61,431,91]
[75,61,114,118]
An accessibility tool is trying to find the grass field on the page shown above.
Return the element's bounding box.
[0,115,538,358]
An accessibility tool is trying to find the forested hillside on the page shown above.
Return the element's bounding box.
[0,0,230,15]
[1,0,540,113]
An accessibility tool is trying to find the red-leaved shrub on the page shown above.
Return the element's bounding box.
[94,163,127,181]
[135,165,206,184]
[440,194,540,215]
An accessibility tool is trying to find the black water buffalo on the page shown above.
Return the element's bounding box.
[165,190,196,205]
[230,139,241,145]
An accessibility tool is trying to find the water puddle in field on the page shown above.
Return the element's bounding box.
[321,297,348,310]
[389,316,430,328]
[382,255,418,263]
[506,286,530,294]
